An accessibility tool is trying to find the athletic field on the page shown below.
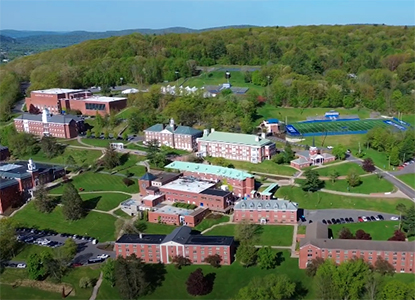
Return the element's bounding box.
[286,119,407,136]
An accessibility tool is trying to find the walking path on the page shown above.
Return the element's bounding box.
[89,272,103,300]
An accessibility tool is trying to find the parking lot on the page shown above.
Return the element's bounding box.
[6,228,116,268]
[299,209,399,226]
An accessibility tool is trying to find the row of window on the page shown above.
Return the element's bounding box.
[85,103,106,110]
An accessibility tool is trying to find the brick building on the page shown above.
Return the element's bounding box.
[0,145,10,161]
[258,119,281,135]
[115,226,235,265]
[0,159,65,214]
[138,172,234,212]
[165,161,255,198]
[299,222,415,273]
[25,88,127,116]
[144,119,203,151]
[290,139,335,169]
[148,204,209,227]
[233,199,299,224]
[197,130,276,164]
[14,109,85,139]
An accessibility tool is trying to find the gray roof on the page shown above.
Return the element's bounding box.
[300,222,415,252]
[0,145,9,151]
[291,157,310,164]
[14,113,82,124]
[0,178,19,190]
[296,150,311,159]
[162,226,193,244]
[116,234,165,244]
[0,160,64,179]
[140,172,157,181]
[234,199,299,211]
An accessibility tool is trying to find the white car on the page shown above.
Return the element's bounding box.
[390,216,400,221]
[97,254,109,259]
[362,216,369,222]
[374,216,380,221]
[327,146,334,149]
[17,263,26,268]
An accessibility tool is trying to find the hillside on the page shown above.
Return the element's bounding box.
[0,25,414,122]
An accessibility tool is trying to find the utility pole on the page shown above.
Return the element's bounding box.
[358,142,361,154]
[175,71,179,87]
[267,75,271,101]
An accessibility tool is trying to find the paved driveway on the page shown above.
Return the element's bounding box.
[299,209,399,225]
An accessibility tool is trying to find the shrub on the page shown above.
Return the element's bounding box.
[122,178,134,186]
[172,255,192,269]
[204,254,222,268]
[79,277,95,288]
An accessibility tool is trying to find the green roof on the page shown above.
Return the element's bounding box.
[145,124,164,132]
[175,126,203,136]
[198,131,273,147]
[165,161,254,180]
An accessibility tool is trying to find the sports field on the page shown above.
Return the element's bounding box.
[286,118,407,136]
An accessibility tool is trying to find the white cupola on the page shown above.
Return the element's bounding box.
[27,158,37,172]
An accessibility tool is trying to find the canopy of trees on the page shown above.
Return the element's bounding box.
[1,25,415,120]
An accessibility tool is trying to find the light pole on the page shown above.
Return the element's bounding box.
[175,71,179,87]
[267,75,271,100]
[120,77,123,86]
[225,71,231,85]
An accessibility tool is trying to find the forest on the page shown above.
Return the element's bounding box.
[0,25,415,121]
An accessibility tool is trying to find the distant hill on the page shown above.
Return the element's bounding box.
[0,35,16,44]
[0,25,257,58]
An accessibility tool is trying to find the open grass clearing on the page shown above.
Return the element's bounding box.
[205,224,294,246]
[79,138,115,148]
[12,202,117,242]
[274,186,414,213]
[57,139,86,147]
[50,172,138,194]
[397,173,415,189]
[113,208,133,219]
[112,153,146,174]
[322,175,395,194]
[298,225,307,235]
[194,214,230,232]
[20,147,102,166]
[330,221,400,241]
[312,162,366,177]
[256,104,371,124]
[14,244,53,261]
[80,193,130,211]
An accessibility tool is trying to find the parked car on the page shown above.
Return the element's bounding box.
[17,263,26,268]
[390,216,399,221]
[88,258,103,264]
[322,220,327,224]
[349,217,355,223]
[358,216,364,222]
[336,219,341,224]
[370,216,376,221]
[374,216,380,221]
[327,220,332,225]
[331,218,336,224]
[362,216,369,222]
[97,254,109,259]
[378,215,384,220]
[340,218,346,224]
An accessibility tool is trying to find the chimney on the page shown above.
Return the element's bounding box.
[139,232,143,239]
[203,129,209,136]
[211,128,215,133]
[255,136,260,142]
[261,132,266,139]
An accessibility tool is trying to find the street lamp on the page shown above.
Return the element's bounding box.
[267,75,271,100]
[175,71,179,87]
[225,71,231,85]
[120,77,123,86]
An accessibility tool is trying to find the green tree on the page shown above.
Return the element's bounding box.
[329,169,340,183]
[65,155,77,169]
[86,129,92,138]
[235,274,296,300]
[283,143,295,163]
[402,206,415,237]
[104,130,110,139]
[257,246,276,269]
[0,218,19,261]
[40,136,63,158]
[114,255,148,299]
[27,253,48,280]
[101,258,116,287]
[381,280,409,300]
[235,220,262,243]
[95,112,106,128]
[332,145,346,160]
[122,131,128,141]
[186,268,211,296]
[301,169,323,192]
[102,145,120,169]
[8,132,39,157]
[389,146,400,166]
[33,184,55,213]
[236,243,257,267]
[347,169,361,187]
[61,238,78,261]
[61,182,84,220]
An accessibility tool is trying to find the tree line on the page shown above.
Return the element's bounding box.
[1,25,415,121]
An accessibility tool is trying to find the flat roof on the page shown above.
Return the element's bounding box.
[165,161,253,181]
[153,172,180,184]
[234,199,299,211]
[143,194,163,201]
[198,131,274,147]
[161,177,215,194]
[32,88,84,94]
[78,96,127,102]
[116,234,166,244]
[15,113,82,125]
[154,205,194,216]
[0,160,64,179]
[200,188,231,197]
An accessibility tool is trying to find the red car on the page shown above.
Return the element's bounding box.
[358,216,364,222]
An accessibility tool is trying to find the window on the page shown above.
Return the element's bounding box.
[85,103,105,110]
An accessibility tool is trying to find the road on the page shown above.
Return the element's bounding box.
[300,209,399,226]
[346,155,415,200]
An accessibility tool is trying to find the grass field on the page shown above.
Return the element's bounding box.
[397,173,415,189]
[275,186,414,213]
[256,104,371,124]
[313,162,366,177]
[299,134,367,149]
[205,224,294,246]
[20,147,102,166]
[144,222,177,235]
[14,244,53,260]
[113,208,133,219]
[80,138,117,148]
[330,221,400,240]
[57,139,86,147]
[207,158,297,176]
[0,266,100,300]
[401,114,415,126]
[194,215,230,232]
[288,119,405,136]
[12,202,117,242]
[79,193,131,211]
[50,172,138,194]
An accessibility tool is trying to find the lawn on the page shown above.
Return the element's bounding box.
[275,186,414,213]
[194,215,230,232]
[298,225,307,235]
[300,134,367,149]
[256,104,371,124]
[50,172,138,194]
[57,139,85,147]
[322,175,395,194]
[80,138,127,148]
[205,224,294,246]
[12,202,117,242]
[330,221,400,240]
[14,244,53,260]
[359,148,393,171]
[113,208,133,219]
[313,162,366,177]
[208,158,297,176]
[397,173,415,189]
[79,193,131,211]
[112,153,146,174]
[20,147,102,166]
[116,107,133,119]
[401,114,415,126]
[144,222,177,235]
[127,142,148,152]
[0,265,100,300]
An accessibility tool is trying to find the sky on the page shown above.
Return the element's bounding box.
[0,0,414,32]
